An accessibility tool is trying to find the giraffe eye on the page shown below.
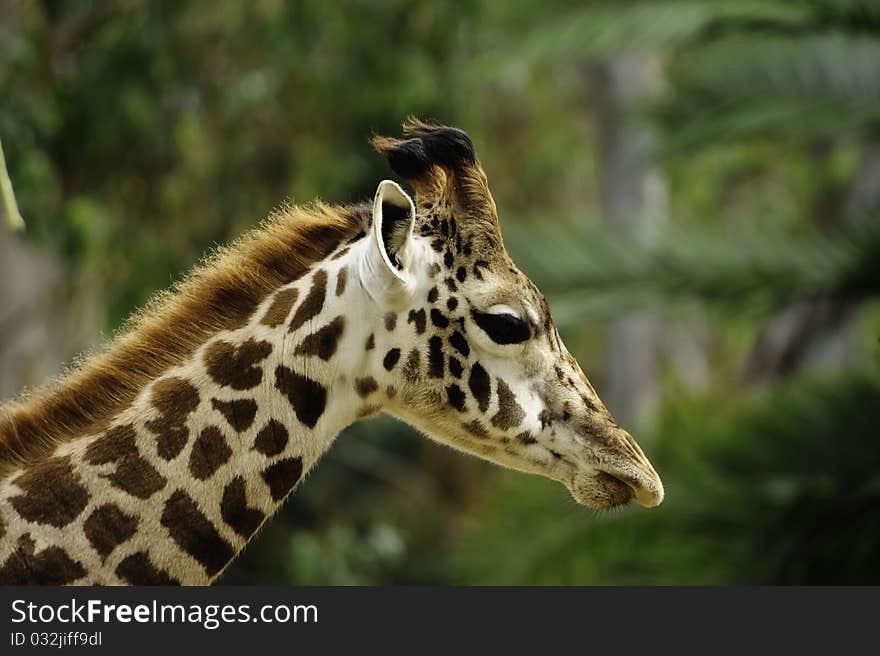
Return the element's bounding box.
[472,308,532,345]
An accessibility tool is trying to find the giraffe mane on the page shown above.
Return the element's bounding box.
[0,200,367,477]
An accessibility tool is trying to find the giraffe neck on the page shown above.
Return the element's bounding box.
[0,237,381,585]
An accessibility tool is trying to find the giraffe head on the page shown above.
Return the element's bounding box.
[358,120,663,509]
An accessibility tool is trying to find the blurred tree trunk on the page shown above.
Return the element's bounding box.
[0,228,99,401]
[587,54,706,428]
[742,139,880,383]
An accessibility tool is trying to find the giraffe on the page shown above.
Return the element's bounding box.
[0,120,663,585]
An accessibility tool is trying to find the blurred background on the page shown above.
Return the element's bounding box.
[2,0,879,584]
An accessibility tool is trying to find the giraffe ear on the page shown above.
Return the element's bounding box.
[360,180,418,303]
[372,179,416,276]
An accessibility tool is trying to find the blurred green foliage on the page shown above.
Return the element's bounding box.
[454,374,880,584]
[1,0,878,584]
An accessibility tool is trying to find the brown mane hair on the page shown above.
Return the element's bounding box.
[0,201,367,476]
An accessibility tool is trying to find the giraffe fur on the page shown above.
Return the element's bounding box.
[0,120,663,585]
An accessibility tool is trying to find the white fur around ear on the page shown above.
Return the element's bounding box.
[359,179,418,304]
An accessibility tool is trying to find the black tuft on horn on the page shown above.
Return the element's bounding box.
[373,122,476,180]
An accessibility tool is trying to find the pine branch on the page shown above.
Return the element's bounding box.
[517,1,811,63]
[657,35,880,150]
[505,219,880,325]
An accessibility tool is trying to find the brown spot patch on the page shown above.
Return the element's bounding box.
[580,393,599,412]
[84,504,139,559]
[211,398,258,433]
[204,338,272,391]
[428,336,444,378]
[516,431,537,445]
[463,420,489,439]
[430,308,450,329]
[468,362,491,412]
[275,365,326,429]
[260,288,299,327]
[116,552,180,585]
[253,419,289,456]
[449,356,463,379]
[407,308,427,335]
[355,377,379,397]
[427,286,439,303]
[384,312,397,331]
[473,260,490,280]
[145,377,200,460]
[331,245,351,260]
[9,455,89,528]
[261,456,304,501]
[403,348,421,383]
[365,333,375,350]
[335,267,348,296]
[447,384,467,412]
[357,404,381,418]
[538,409,552,430]
[0,204,363,486]
[85,424,167,499]
[161,489,234,577]
[0,534,86,585]
[294,315,345,360]
[189,426,233,480]
[221,476,265,538]
[288,269,328,333]
[383,348,401,371]
[449,330,469,357]
[347,230,367,244]
[491,379,526,430]
[554,365,566,383]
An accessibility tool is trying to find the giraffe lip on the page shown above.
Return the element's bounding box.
[569,471,635,509]
[567,425,665,508]
[569,468,664,509]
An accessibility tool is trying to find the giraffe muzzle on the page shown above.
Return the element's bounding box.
[568,427,665,509]
[569,464,664,509]
[605,464,665,508]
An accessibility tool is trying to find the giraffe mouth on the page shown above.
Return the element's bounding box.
[569,471,635,509]
[563,422,665,509]
[569,468,664,510]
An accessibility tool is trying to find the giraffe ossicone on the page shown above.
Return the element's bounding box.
[0,120,663,585]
